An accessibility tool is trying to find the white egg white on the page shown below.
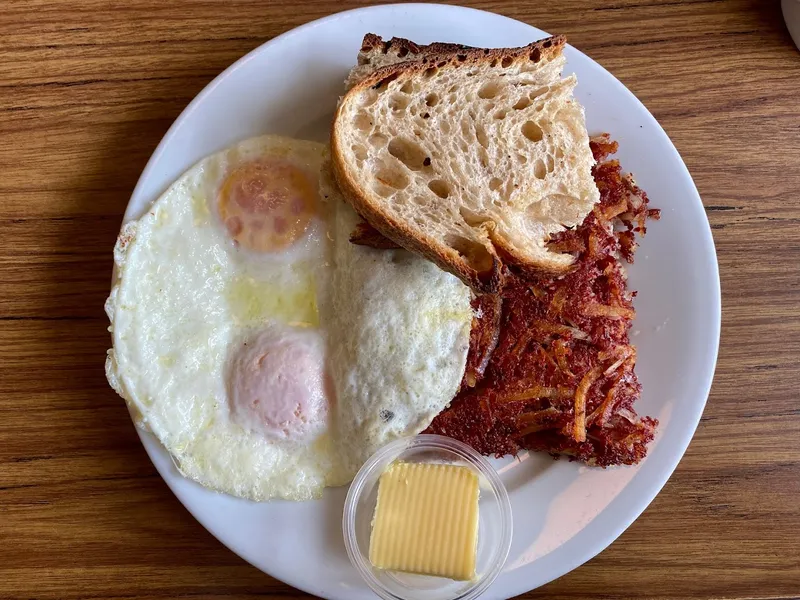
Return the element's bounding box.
[106,135,472,501]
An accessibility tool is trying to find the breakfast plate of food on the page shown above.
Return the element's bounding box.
[104,3,720,598]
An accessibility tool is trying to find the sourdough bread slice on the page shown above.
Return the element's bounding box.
[332,34,599,292]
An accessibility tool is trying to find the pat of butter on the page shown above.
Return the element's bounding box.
[369,462,480,581]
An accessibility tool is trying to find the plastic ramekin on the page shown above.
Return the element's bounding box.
[343,434,512,600]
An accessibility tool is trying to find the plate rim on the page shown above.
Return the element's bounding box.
[123,3,722,598]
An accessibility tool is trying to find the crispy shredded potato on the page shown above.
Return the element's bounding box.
[426,135,659,466]
[497,385,574,404]
[572,365,604,442]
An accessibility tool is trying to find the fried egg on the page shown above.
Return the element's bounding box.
[105,135,472,501]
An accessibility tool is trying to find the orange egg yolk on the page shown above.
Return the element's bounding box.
[217,159,318,252]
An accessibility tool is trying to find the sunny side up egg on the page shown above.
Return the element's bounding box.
[105,135,473,501]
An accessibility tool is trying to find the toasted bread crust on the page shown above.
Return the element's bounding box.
[332,35,568,293]
[358,33,481,61]
[355,35,566,93]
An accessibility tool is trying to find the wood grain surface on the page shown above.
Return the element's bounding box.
[1,0,799,598]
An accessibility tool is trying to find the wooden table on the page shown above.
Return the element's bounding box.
[2,0,799,598]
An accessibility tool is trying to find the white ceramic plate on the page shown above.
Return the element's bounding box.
[123,4,720,598]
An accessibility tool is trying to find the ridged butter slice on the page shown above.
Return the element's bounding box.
[369,462,480,581]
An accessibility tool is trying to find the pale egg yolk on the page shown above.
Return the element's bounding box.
[218,159,318,252]
[227,327,329,442]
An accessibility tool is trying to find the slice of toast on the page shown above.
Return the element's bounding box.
[332,34,599,292]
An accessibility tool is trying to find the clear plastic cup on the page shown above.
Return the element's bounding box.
[343,434,512,600]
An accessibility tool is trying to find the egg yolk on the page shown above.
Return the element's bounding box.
[218,159,318,252]
[227,327,329,442]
